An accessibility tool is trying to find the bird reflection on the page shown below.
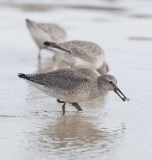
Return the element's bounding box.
[37,58,68,73]
[79,93,107,109]
[32,104,126,158]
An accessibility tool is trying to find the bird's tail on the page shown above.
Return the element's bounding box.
[26,18,37,29]
[44,41,70,53]
[97,62,109,75]
[18,73,35,82]
[26,18,30,23]
[44,41,59,48]
[26,18,35,25]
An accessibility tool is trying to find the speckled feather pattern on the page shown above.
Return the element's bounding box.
[59,41,104,63]
[27,68,102,101]
[20,68,119,102]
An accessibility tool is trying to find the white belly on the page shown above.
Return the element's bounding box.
[29,82,90,102]
[74,57,104,70]
[54,51,104,69]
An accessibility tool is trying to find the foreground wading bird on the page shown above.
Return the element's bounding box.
[18,68,127,114]
[26,19,67,59]
[44,41,109,75]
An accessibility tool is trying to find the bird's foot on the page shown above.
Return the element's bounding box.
[71,65,75,68]
[71,102,83,111]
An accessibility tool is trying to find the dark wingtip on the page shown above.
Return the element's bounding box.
[26,18,29,22]
[43,41,55,46]
[26,19,33,25]
[43,41,50,46]
[18,73,26,78]
[18,73,32,81]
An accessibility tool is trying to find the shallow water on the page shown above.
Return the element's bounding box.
[0,0,152,160]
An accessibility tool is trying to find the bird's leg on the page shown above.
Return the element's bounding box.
[53,55,56,61]
[38,57,41,72]
[71,102,83,111]
[62,103,66,115]
[71,65,75,68]
[38,49,41,59]
[57,99,65,103]
[57,99,66,114]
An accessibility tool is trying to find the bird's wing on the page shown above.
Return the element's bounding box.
[59,41,103,62]
[29,68,98,91]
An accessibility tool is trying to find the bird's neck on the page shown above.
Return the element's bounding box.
[89,76,107,100]
[98,76,108,94]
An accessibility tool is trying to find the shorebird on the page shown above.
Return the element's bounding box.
[26,19,67,59]
[18,68,127,114]
[44,40,109,75]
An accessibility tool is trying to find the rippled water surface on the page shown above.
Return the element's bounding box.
[0,0,152,160]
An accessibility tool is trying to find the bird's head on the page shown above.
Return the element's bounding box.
[100,75,128,101]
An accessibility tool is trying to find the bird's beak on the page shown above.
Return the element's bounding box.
[114,87,127,101]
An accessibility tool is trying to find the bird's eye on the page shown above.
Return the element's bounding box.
[109,81,113,84]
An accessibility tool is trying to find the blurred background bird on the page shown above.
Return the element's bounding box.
[44,40,109,75]
[26,19,67,59]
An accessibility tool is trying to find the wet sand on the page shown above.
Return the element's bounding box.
[0,0,152,160]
